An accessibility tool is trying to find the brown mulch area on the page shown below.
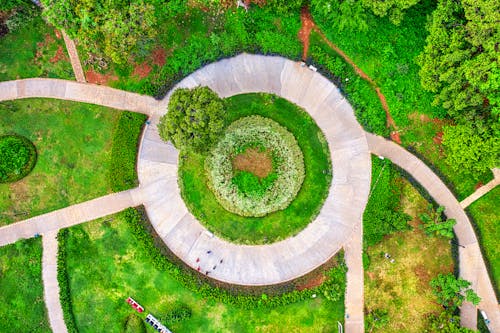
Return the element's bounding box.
[152,47,167,66]
[414,264,431,287]
[85,69,118,85]
[296,273,326,291]
[49,45,65,63]
[433,131,443,145]
[298,6,314,60]
[232,148,273,178]
[132,62,152,79]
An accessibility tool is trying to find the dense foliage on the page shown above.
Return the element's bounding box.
[162,302,192,325]
[363,156,412,248]
[122,207,347,307]
[0,0,31,11]
[179,93,332,244]
[158,86,225,153]
[442,124,499,178]
[419,205,456,239]
[417,0,499,121]
[41,0,157,64]
[430,273,481,311]
[426,311,476,333]
[0,134,37,183]
[205,116,304,217]
[57,229,78,333]
[109,111,147,192]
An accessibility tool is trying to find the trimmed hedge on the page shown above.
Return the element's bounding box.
[57,229,78,333]
[0,134,37,183]
[123,207,347,308]
[109,112,147,192]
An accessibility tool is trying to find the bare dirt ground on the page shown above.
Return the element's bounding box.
[232,148,273,178]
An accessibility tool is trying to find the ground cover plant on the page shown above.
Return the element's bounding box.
[205,115,304,217]
[0,99,143,226]
[180,93,331,244]
[364,176,454,332]
[0,3,73,81]
[467,186,500,296]
[0,237,50,332]
[0,134,37,183]
[59,207,346,332]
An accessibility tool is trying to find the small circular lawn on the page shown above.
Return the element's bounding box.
[179,93,332,244]
[0,134,37,183]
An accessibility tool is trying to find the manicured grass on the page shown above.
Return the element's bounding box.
[0,99,143,226]
[364,178,454,333]
[61,209,344,332]
[467,186,500,296]
[179,93,331,244]
[0,237,50,332]
[0,9,74,81]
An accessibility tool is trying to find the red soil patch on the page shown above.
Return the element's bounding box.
[390,131,402,144]
[132,62,152,79]
[296,274,326,291]
[298,7,315,60]
[152,47,167,66]
[433,131,443,145]
[85,69,118,85]
[232,148,273,178]
[475,182,484,190]
[54,29,62,39]
[49,45,65,63]
[414,264,431,287]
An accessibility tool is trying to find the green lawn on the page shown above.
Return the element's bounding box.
[61,209,344,332]
[467,186,500,296]
[0,9,74,81]
[0,99,142,226]
[364,178,454,333]
[0,237,50,332]
[180,93,331,244]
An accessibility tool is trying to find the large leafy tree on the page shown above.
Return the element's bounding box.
[417,0,500,120]
[430,273,481,311]
[158,86,225,153]
[442,123,499,177]
[418,205,456,239]
[41,0,157,64]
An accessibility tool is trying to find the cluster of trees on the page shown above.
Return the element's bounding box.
[40,0,158,64]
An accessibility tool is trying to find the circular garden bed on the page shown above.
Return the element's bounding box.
[205,115,304,217]
[0,134,37,183]
[179,93,332,244]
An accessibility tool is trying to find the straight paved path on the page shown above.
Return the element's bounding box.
[0,78,159,115]
[62,31,86,83]
[366,133,500,332]
[0,188,143,247]
[42,231,68,333]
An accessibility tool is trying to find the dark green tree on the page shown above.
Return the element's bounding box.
[417,0,500,120]
[430,273,481,311]
[158,86,225,153]
[361,0,421,24]
[418,205,456,239]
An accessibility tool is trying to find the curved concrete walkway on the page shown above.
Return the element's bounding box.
[366,133,500,332]
[0,78,158,115]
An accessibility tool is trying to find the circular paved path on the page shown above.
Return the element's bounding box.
[137,53,371,286]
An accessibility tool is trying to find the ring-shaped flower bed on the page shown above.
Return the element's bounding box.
[179,93,332,244]
[205,115,305,217]
[0,134,37,183]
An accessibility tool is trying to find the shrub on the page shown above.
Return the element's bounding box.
[124,314,146,333]
[162,302,192,324]
[57,229,78,333]
[205,116,305,217]
[0,134,37,183]
[430,273,480,311]
[419,205,456,239]
[109,112,147,192]
[158,86,225,153]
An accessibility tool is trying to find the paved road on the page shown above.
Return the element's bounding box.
[42,231,68,333]
[0,78,158,115]
[366,133,500,332]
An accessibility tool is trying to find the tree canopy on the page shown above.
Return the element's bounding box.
[40,0,157,64]
[158,86,225,153]
[430,273,480,311]
[417,0,500,120]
